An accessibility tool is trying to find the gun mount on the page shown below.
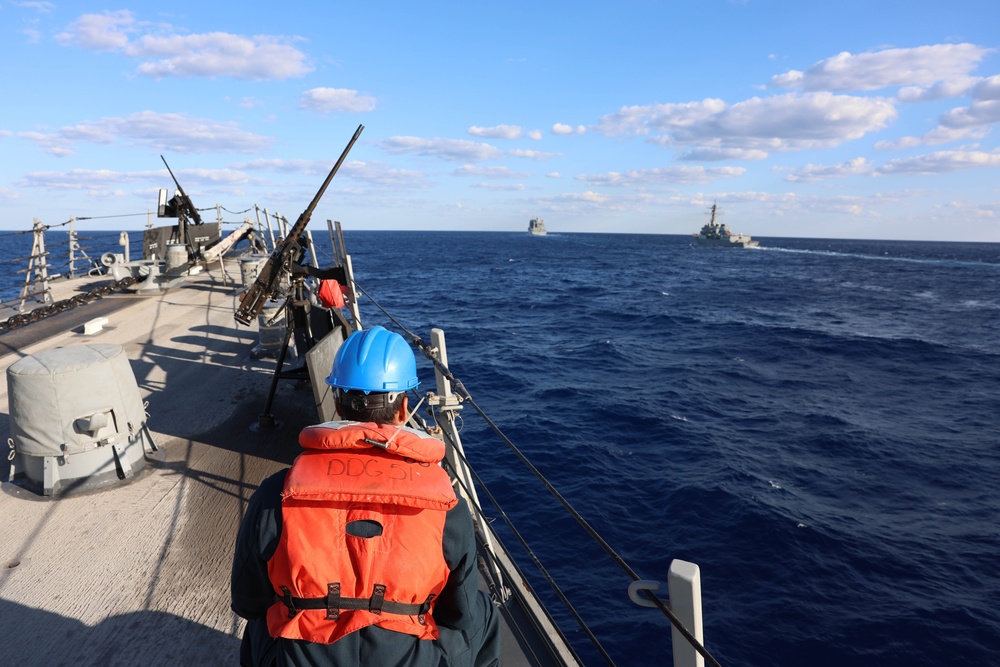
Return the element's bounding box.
[234,123,363,326]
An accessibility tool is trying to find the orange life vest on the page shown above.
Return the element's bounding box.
[266,422,458,645]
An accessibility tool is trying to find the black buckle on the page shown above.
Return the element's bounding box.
[326,583,341,620]
[417,593,435,625]
[280,586,298,619]
[370,584,386,615]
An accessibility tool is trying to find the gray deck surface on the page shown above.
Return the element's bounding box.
[0,261,559,666]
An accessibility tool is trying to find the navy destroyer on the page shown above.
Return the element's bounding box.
[693,203,758,248]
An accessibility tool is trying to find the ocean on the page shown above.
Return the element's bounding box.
[2,228,999,666]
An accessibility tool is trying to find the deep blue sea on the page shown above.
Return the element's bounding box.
[2,228,999,666]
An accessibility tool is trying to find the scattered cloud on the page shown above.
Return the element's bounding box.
[454,165,531,179]
[552,123,586,136]
[19,111,272,156]
[678,147,769,161]
[231,158,338,176]
[552,191,611,204]
[575,166,746,186]
[878,74,1000,149]
[339,161,432,188]
[875,149,1000,175]
[19,168,168,190]
[232,158,430,188]
[596,93,896,157]
[298,88,377,113]
[898,78,980,103]
[939,75,1000,128]
[527,129,543,140]
[379,136,503,162]
[875,126,986,150]
[19,2,55,13]
[468,125,522,140]
[470,182,527,191]
[56,10,311,80]
[777,157,873,182]
[509,149,562,160]
[769,43,991,92]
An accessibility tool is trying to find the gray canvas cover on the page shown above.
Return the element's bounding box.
[7,344,147,457]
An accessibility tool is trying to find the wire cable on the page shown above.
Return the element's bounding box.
[353,281,723,667]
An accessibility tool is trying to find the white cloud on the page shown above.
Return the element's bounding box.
[470,182,527,191]
[552,123,586,136]
[298,88,376,113]
[898,77,979,103]
[20,111,271,156]
[527,130,543,140]
[575,166,746,186]
[231,158,429,189]
[454,165,530,179]
[874,136,923,151]
[879,74,1000,149]
[596,93,896,157]
[509,149,561,160]
[338,161,431,188]
[379,136,503,162]
[20,2,55,13]
[942,105,1000,129]
[231,158,338,176]
[678,147,769,161]
[546,172,561,178]
[875,150,1000,175]
[769,43,991,92]
[468,125,522,140]
[17,167,260,197]
[555,191,611,203]
[778,157,873,182]
[875,126,986,150]
[55,9,133,50]
[56,10,311,80]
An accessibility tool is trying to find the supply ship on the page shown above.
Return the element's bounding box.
[0,127,719,667]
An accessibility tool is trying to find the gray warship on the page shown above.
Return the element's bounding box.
[693,203,758,248]
[529,217,547,235]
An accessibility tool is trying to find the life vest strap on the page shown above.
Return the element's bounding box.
[278,584,434,624]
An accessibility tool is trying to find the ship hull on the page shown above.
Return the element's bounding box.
[694,236,759,248]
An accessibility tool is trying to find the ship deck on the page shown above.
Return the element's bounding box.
[0,260,565,665]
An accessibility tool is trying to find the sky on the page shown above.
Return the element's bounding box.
[1,1,999,241]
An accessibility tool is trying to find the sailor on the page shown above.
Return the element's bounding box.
[231,326,501,666]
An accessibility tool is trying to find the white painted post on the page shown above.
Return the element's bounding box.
[669,559,704,667]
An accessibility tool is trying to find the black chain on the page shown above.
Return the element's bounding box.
[0,276,138,333]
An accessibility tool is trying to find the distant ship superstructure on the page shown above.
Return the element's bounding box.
[693,203,758,248]
[528,218,547,235]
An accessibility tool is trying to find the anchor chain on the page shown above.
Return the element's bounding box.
[0,276,137,333]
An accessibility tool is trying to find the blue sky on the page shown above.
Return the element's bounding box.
[2,1,999,241]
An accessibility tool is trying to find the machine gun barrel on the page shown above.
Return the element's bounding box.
[234,124,364,326]
[160,156,203,225]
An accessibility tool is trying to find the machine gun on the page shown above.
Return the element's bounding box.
[159,156,204,225]
[234,123,364,326]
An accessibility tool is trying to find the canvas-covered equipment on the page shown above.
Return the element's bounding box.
[7,343,156,495]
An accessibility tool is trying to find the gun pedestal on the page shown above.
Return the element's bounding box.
[253,271,335,431]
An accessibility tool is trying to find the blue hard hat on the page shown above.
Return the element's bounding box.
[326,325,419,393]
